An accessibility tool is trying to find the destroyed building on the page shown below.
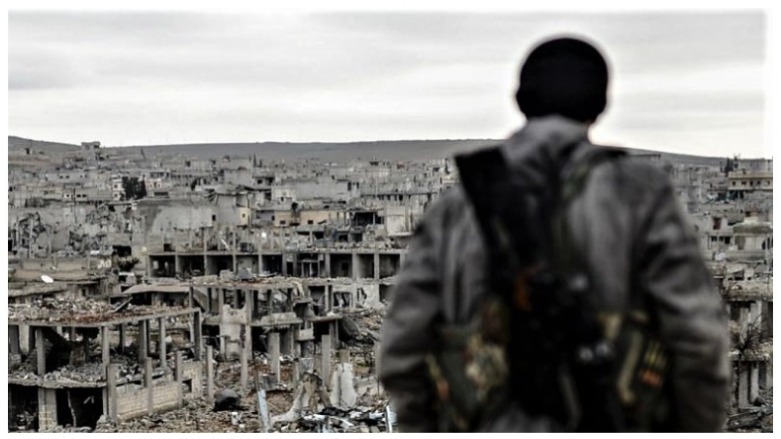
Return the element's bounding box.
[6,137,773,432]
[8,298,204,431]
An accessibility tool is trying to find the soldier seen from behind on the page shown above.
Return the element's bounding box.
[379,36,730,432]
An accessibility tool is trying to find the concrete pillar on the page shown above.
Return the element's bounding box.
[193,311,203,360]
[291,252,299,276]
[139,320,149,362]
[206,345,215,401]
[101,326,111,378]
[286,330,296,356]
[35,327,46,376]
[373,252,380,280]
[321,334,331,388]
[325,251,332,278]
[292,361,301,388]
[82,328,90,361]
[330,321,339,349]
[269,332,281,383]
[175,351,184,408]
[145,357,154,415]
[67,327,76,342]
[240,342,249,395]
[159,318,168,371]
[9,325,20,355]
[765,361,773,391]
[217,294,225,357]
[351,253,359,280]
[26,325,34,354]
[202,226,209,272]
[339,349,349,365]
[232,232,238,272]
[217,288,225,311]
[750,301,762,329]
[750,362,760,403]
[258,251,264,275]
[739,365,749,407]
[246,290,255,323]
[243,325,253,368]
[281,252,288,276]
[175,254,183,278]
[118,324,127,353]
[739,306,749,337]
[107,363,118,422]
[37,387,57,431]
[767,302,773,335]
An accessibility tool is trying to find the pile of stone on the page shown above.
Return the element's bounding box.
[727,388,773,432]
[276,404,395,433]
[43,362,104,383]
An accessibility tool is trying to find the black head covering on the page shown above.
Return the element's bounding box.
[516,37,609,123]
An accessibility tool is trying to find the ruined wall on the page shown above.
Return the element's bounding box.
[382,206,410,236]
[216,206,251,227]
[219,304,249,358]
[293,179,351,202]
[37,388,58,431]
[223,169,254,187]
[182,361,203,398]
[146,205,215,235]
[235,256,259,274]
[116,382,180,422]
[331,282,382,310]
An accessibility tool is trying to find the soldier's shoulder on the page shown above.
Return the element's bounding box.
[598,150,673,193]
[420,185,471,226]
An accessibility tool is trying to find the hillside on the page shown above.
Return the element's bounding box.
[8,136,729,167]
[8,136,81,153]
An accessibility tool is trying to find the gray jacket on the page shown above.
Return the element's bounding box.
[379,116,730,432]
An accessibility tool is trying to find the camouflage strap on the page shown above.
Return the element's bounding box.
[425,295,511,431]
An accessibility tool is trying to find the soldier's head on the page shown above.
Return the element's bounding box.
[516,36,609,124]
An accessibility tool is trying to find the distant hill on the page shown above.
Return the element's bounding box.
[123,139,497,162]
[122,140,728,167]
[8,136,81,153]
[9,135,729,167]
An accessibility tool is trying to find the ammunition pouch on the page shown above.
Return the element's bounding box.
[426,296,511,432]
[611,311,671,431]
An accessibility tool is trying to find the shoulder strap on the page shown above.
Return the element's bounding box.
[455,145,538,295]
[455,143,626,278]
[552,146,627,272]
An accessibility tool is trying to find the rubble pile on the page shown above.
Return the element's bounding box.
[339,309,384,345]
[9,297,187,324]
[278,405,394,433]
[43,362,104,383]
[727,388,773,432]
[95,399,263,433]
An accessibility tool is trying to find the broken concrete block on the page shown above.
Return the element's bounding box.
[329,363,357,408]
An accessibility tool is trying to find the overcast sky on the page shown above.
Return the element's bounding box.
[8,10,768,157]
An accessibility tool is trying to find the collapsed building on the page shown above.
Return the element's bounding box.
[6,137,773,432]
[8,298,204,431]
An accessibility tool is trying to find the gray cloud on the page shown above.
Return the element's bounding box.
[8,10,767,157]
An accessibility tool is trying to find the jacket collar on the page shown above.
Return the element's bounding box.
[502,115,591,166]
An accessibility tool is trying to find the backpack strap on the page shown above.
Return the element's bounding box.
[455,142,628,431]
[455,144,540,296]
[551,146,627,273]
